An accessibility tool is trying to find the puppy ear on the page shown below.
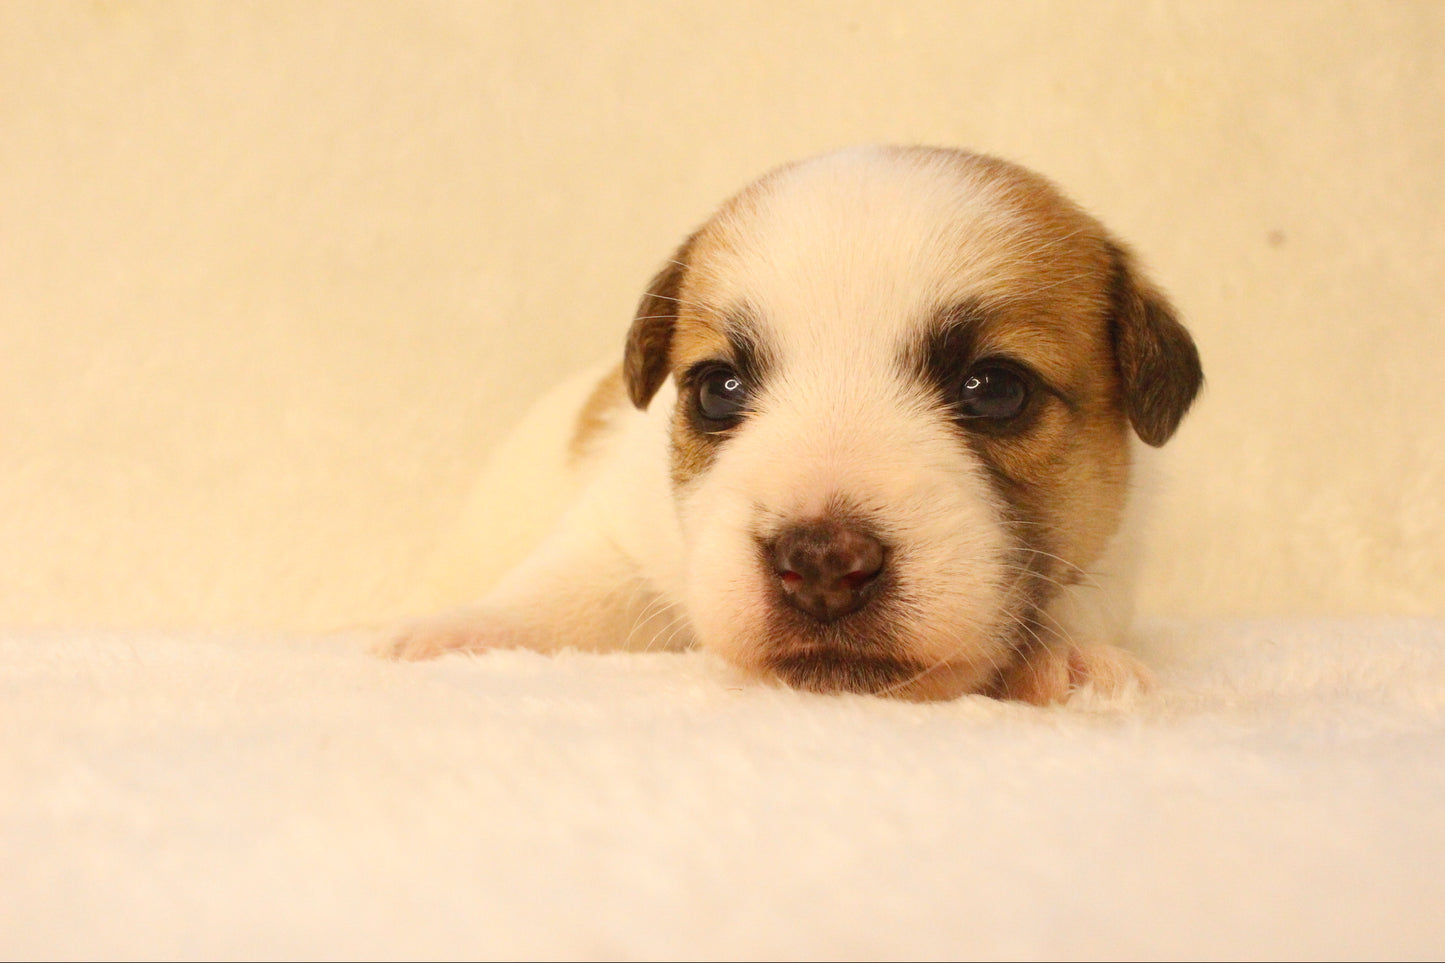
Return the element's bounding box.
[623,237,694,410]
[1107,243,1203,447]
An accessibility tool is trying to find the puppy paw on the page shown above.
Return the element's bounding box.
[375,609,507,661]
[996,642,1153,706]
[1066,642,1154,701]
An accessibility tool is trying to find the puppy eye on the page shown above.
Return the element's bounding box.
[955,364,1030,423]
[695,365,749,430]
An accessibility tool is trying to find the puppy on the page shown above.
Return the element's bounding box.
[383,145,1202,704]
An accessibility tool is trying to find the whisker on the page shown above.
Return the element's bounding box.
[632,291,708,309]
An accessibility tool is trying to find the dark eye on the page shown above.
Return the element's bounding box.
[955,364,1030,423]
[695,365,749,430]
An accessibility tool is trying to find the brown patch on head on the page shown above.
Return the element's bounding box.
[661,307,729,490]
[667,405,722,489]
[918,147,1202,447]
[895,147,1201,611]
[666,308,774,490]
[624,207,776,491]
[910,260,1133,605]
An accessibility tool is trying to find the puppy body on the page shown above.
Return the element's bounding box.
[387,146,1201,703]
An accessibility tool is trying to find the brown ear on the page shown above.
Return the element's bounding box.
[623,236,695,409]
[1107,243,1203,447]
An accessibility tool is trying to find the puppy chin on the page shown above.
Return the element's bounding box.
[761,645,1000,702]
[699,597,1006,701]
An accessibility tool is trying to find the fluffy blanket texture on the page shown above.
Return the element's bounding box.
[5,619,1443,960]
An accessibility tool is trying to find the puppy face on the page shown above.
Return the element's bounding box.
[625,146,1200,699]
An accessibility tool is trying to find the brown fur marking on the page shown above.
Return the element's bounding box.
[569,365,627,465]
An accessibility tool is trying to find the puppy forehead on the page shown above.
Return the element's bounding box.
[676,147,1111,369]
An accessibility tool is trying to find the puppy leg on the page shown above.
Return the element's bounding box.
[379,520,678,661]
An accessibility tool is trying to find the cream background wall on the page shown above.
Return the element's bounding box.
[2,0,1441,631]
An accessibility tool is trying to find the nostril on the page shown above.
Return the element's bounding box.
[841,538,884,585]
[768,519,887,622]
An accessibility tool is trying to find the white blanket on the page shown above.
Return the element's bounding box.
[4,619,1443,960]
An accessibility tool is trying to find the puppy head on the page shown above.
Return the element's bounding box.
[625,146,1201,699]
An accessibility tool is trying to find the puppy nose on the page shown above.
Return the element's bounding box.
[770,521,886,622]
